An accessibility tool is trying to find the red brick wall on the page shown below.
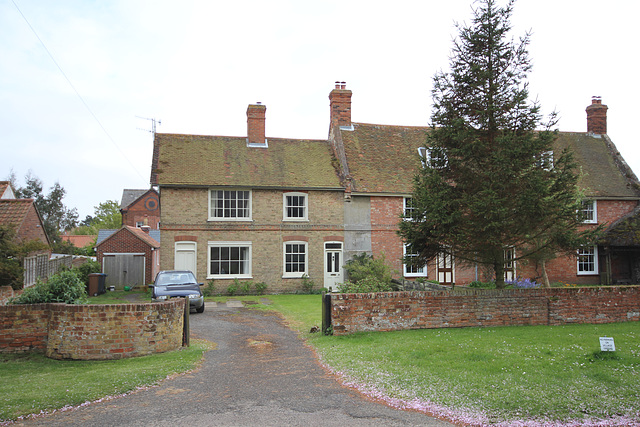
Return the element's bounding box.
[0,303,49,351]
[0,300,184,359]
[97,229,156,284]
[330,287,640,335]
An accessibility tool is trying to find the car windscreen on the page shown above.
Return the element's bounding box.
[156,273,196,285]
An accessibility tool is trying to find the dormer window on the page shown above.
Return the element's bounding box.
[535,150,554,170]
[418,147,448,169]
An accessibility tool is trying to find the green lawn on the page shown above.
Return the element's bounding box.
[4,293,638,425]
[246,294,640,426]
[0,340,210,422]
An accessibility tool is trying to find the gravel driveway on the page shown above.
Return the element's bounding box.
[12,302,452,426]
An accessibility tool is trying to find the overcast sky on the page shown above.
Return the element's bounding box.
[2,0,639,219]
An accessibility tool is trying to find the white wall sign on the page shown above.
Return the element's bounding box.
[599,337,615,352]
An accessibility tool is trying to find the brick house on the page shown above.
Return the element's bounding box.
[0,181,50,253]
[328,86,640,286]
[151,104,344,292]
[120,189,160,229]
[152,83,640,289]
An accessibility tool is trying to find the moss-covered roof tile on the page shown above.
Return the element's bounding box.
[153,134,342,189]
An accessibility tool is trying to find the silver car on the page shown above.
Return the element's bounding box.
[150,270,205,313]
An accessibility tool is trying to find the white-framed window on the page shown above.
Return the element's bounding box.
[535,150,554,170]
[208,242,252,278]
[209,189,252,221]
[283,241,308,278]
[403,244,426,277]
[577,246,598,275]
[580,200,597,223]
[504,247,516,281]
[283,192,308,221]
[403,197,415,220]
[418,147,448,169]
[135,221,144,228]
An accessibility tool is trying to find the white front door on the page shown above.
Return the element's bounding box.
[324,242,343,290]
[175,241,197,275]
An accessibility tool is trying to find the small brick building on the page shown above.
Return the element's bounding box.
[96,226,160,288]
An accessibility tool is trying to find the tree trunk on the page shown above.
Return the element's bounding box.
[541,258,551,288]
[494,261,506,289]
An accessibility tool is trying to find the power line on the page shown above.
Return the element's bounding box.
[11,0,149,185]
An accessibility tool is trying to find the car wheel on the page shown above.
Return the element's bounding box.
[196,302,205,313]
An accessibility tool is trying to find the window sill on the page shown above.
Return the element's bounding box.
[282,274,307,279]
[207,275,253,280]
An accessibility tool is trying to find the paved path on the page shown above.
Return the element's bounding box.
[13,302,452,426]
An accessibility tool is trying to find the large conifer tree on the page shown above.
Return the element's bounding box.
[399,0,595,288]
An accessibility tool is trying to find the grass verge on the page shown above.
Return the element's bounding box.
[0,340,210,422]
[250,294,640,425]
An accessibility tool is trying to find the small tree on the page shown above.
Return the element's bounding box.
[399,0,597,288]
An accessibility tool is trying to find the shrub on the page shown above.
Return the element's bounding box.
[344,252,393,285]
[337,276,393,293]
[240,280,252,295]
[0,258,23,290]
[227,279,239,296]
[73,259,101,286]
[10,270,87,304]
[254,282,268,295]
[301,275,315,293]
[469,280,495,288]
[203,280,216,297]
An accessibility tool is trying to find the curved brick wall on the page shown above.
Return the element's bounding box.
[0,299,184,360]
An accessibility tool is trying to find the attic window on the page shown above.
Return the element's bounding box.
[535,150,554,170]
[418,147,448,169]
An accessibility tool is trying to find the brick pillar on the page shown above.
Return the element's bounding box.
[586,96,608,135]
[329,81,352,128]
[247,103,266,146]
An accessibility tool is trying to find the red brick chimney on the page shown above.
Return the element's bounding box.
[247,103,267,146]
[329,81,352,128]
[586,96,608,135]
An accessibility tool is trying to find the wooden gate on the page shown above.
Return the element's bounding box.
[103,253,145,288]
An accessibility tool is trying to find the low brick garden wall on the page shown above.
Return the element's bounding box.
[329,286,640,335]
[0,299,185,360]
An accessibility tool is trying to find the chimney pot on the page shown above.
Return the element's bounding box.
[329,81,352,129]
[247,103,267,146]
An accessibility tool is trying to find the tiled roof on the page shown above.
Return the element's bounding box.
[152,133,342,189]
[96,227,160,247]
[554,132,639,198]
[127,226,160,247]
[0,199,32,229]
[339,123,429,194]
[120,189,150,209]
[61,234,96,248]
[337,124,639,198]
